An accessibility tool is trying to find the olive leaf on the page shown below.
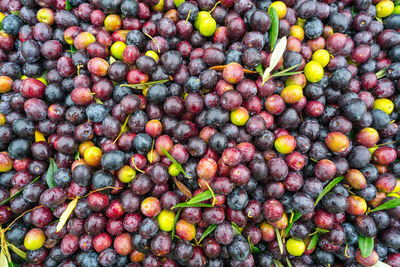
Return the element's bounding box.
[307,233,319,250]
[255,64,263,76]
[284,210,302,236]
[268,7,279,51]
[247,236,260,253]
[65,0,72,10]
[172,202,214,209]
[0,176,40,206]
[172,176,192,199]
[187,190,213,205]
[314,176,345,206]
[113,114,130,144]
[197,224,216,245]
[232,222,242,235]
[94,97,104,104]
[358,236,374,258]
[262,36,287,85]
[120,79,169,89]
[109,56,116,65]
[269,64,302,78]
[286,257,293,267]
[160,146,191,178]
[8,244,26,261]
[370,197,400,212]
[209,65,258,73]
[275,228,284,254]
[0,249,8,267]
[171,207,183,240]
[273,259,284,267]
[57,198,78,233]
[46,158,58,188]
[74,151,80,160]
[376,66,388,79]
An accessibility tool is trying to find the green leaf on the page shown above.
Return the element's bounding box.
[171,207,182,240]
[273,259,284,267]
[285,210,302,236]
[109,56,116,65]
[0,250,8,267]
[396,0,400,5]
[359,236,374,258]
[0,176,40,206]
[74,151,80,160]
[119,79,169,89]
[46,158,58,188]
[160,146,191,178]
[351,6,356,18]
[268,7,279,51]
[7,244,27,261]
[65,0,72,10]
[286,257,293,267]
[231,222,241,235]
[376,66,388,79]
[262,36,287,84]
[316,227,330,234]
[197,224,216,245]
[370,197,400,212]
[275,228,284,255]
[172,202,214,209]
[307,233,319,250]
[314,176,345,206]
[187,190,212,205]
[248,236,260,253]
[10,11,20,15]
[69,45,77,55]
[255,64,263,76]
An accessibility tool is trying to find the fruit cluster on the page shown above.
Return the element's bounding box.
[0,0,400,266]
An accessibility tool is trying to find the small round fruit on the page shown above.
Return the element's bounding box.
[223,63,244,84]
[286,238,305,256]
[312,49,330,67]
[231,107,249,126]
[117,165,136,183]
[24,228,45,251]
[84,147,102,167]
[141,197,161,217]
[175,219,196,241]
[376,0,394,17]
[0,76,12,93]
[168,163,180,176]
[275,135,296,154]
[157,210,175,232]
[281,84,303,104]
[373,98,394,115]
[304,61,324,83]
[325,132,349,153]
[199,17,217,37]
[111,41,127,60]
[0,152,13,172]
[269,1,287,19]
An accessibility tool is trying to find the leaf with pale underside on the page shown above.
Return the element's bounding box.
[57,198,78,233]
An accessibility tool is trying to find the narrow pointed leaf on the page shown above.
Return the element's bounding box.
[160,146,191,178]
[173,176,192,199]
[231,222,242,235]
[358,236,374,258]
[269,7,279,51]
[187,190,213,204]
[248,236,260,253]
[314,176,344,206]
[307,233,319,250]
[274,259,284,267]
[316,227,330,234]
[370,197,400,212]
[120,79,169,89]
[0,250,8,267]
[57,198,78,233]
[197,224,217,245]
[172,202,214,209]
[255,64,263,76]
[286,257,293,267]
[46,158,58,188]
[262,36,287,84]
[94,97,104,104]
[8,244,27,261]
[171,207,183,240]
[275,228,284,254]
